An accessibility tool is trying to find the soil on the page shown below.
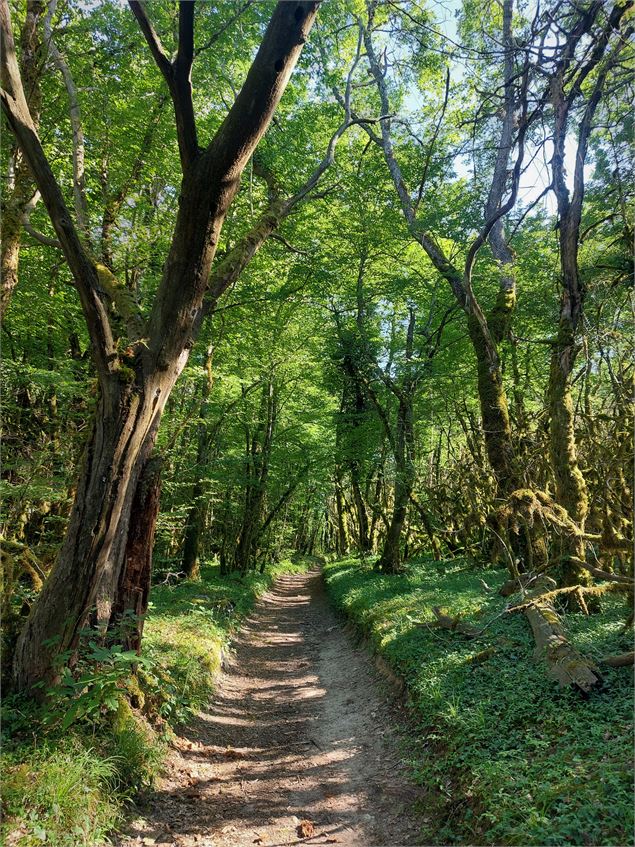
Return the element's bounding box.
[114,567,424,847]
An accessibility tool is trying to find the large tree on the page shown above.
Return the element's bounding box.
[1,0,320,691]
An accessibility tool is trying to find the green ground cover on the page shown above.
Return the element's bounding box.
[323,555,634,846]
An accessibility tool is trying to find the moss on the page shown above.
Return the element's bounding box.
[488,287,517,344]
[548,322,590,586]
[467,313,516,492]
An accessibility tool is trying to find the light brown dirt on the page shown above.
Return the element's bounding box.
[114,568,424,847]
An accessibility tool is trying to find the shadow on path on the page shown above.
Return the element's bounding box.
[114,569,424,847]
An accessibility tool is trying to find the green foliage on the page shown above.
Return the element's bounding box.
[141,559,311,723]
[0,741,121,847]
[324,556,634,846]
[42,639,152,732]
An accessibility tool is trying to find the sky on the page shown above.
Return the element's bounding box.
[423,0,587,215]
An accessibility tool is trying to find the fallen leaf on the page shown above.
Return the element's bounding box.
[297,820,315,838]
[223,747,243,759]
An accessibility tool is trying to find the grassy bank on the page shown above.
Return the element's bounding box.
[323,555,634,846]
[1,558,309,847]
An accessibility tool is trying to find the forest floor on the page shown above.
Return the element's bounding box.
[113,567,423,847]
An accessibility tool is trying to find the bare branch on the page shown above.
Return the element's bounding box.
[44,0,90,241]
[195,0,254,56]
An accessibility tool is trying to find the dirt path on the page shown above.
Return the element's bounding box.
[115,568,423,847]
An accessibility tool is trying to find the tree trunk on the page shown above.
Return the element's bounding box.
[467,314,517,494]
[4,0,321,691]
[548,317,590,585]
[12,377,168,691]
[182,481,206,581]
[111,455,163,652]
[234,377,276,573]
[1,199,23,319]
[351,469,371,553]
[182,347,217,580]
[335,481,349,555]
[523,576,602,693]
[1,0,45,320]
[377,395,414,573]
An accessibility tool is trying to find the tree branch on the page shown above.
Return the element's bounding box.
[1,0,116,381]
[129,0,198,170]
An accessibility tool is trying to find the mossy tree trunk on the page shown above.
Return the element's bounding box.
[545,9,630,585]
[466,313,517,494]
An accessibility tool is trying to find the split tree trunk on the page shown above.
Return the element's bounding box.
[111,455,163,652]
[12,376,169,690]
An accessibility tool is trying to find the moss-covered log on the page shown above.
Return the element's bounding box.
[522,576,602,693]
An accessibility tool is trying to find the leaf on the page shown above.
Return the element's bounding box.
[297,820,315,838]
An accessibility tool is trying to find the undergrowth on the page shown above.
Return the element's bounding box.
[1,557,309,847]
[323,555,634,847]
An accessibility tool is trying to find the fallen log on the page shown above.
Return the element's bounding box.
[522,576,602,694]
[600,652,635,668]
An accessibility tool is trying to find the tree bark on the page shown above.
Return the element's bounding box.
[522,577,602,693]
[111,455,163,652]
[545,6,630,584]
[12,380,165,689]
[467,314,516,493]
[234,376,276,572]
[335,480,349,555]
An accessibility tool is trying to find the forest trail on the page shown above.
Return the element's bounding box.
[114,568,423,847]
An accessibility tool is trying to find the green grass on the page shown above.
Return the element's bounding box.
[323,555,634,846]
[1,557,309,847]
[0,741,121,847]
